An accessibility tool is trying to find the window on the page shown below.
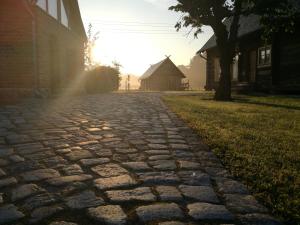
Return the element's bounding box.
[48,0,58,19]
[36,0,47,11]
[61,0,69,27]
[258,46,272,67]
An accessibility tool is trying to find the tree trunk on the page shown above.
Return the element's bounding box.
[214,52,232,101]
[213,2,241,101]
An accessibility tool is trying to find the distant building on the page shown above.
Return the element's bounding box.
[198,15,300,93]
[178,55,206,90]
[0,0,86,103]
[140,57,186,91]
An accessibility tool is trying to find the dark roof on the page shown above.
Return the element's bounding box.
[140,57,185,80]
[197,14,261,53]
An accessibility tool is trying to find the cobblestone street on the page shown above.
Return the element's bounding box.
[0,93,281,225]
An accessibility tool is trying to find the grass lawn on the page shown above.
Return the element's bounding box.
[163,92,300,225]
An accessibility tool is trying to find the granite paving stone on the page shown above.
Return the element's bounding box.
[79,158,110,166]
[0,93,280,224]
[29,205,64,223]
[158,222,186,225]
[0,168,6,177]
[178,160,201,170]
[106,187,156,202]
[21,169,60,182]
[149,160,177,170]
[0,193,3,204]
[11,184,45,201]
[87,205,127,225]
[65,190,104,209]
[179,185,219,203]
[178,171,211,186]
[94,174,138,190]
[138,172,180,185]
[65,150,93,161]
[62,164,83,175]
[224,194,268,214]
[0,177,17,188]
[47,174,93,186]
[156,186,183,202]
[188,203,234,221]
[122,161,152,171]
[91,163,128,177]
[49,222,78,225]
[148,155,172,160]
[136,203,184,222]
[215,178,249,194]
[22,193,58,211]
[0,204,25,224]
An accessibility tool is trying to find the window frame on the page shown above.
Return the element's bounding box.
[48,0,58,19]
[36,0,70,29]
[257,45,272,68]
[60,0,69,28]
[36,0,48,11]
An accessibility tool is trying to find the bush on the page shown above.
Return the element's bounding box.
[85,66,120,93]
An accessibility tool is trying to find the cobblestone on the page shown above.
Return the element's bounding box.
[188,203,234,221]
[0,177,17,188]
[29,205,63,223]
[65,190,104,209]
[87,205,127,225]
[179,185,219,203]
[0,204,25,224]
[11,184,44,201]
[21,169,60,182]
[0,93,281,224]
[156,186,183,202]
[106,187,156,203]
[47,174,93,186]
[136,203,184,222]
[91,163,128,177]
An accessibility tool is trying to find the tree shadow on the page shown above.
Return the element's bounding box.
[232,97,300,111]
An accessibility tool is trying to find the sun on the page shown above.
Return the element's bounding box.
[91,43,102,64]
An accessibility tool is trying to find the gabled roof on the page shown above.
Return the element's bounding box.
[197,14,261,53]
[140,57,186,80]
[140,59,166,80]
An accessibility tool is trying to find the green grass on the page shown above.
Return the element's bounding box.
[163,92,300,225]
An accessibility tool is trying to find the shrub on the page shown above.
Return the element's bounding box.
[85,66,120,93]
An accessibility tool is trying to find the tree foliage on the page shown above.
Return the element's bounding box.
[84,23,100,70]
[85,65,120,93]
[169,0,299,100]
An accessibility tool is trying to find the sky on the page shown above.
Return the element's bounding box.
[78,0,213,76]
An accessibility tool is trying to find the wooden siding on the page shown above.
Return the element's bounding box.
[140,58,185,91]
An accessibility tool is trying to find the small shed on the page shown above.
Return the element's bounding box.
[140,57,186,91]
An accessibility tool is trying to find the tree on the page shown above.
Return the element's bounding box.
[169,0,299,101]
[84,23,99,70]
[85,65,120,93]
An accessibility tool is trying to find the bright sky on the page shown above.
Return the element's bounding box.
[78,0,213,76]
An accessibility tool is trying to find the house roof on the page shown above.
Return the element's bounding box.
[140,57,186,80]
[197,14,261,53]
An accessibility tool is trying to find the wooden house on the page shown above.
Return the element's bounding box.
[0,0,86,103]
[198,15,300,93]
[140,57,186,91]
